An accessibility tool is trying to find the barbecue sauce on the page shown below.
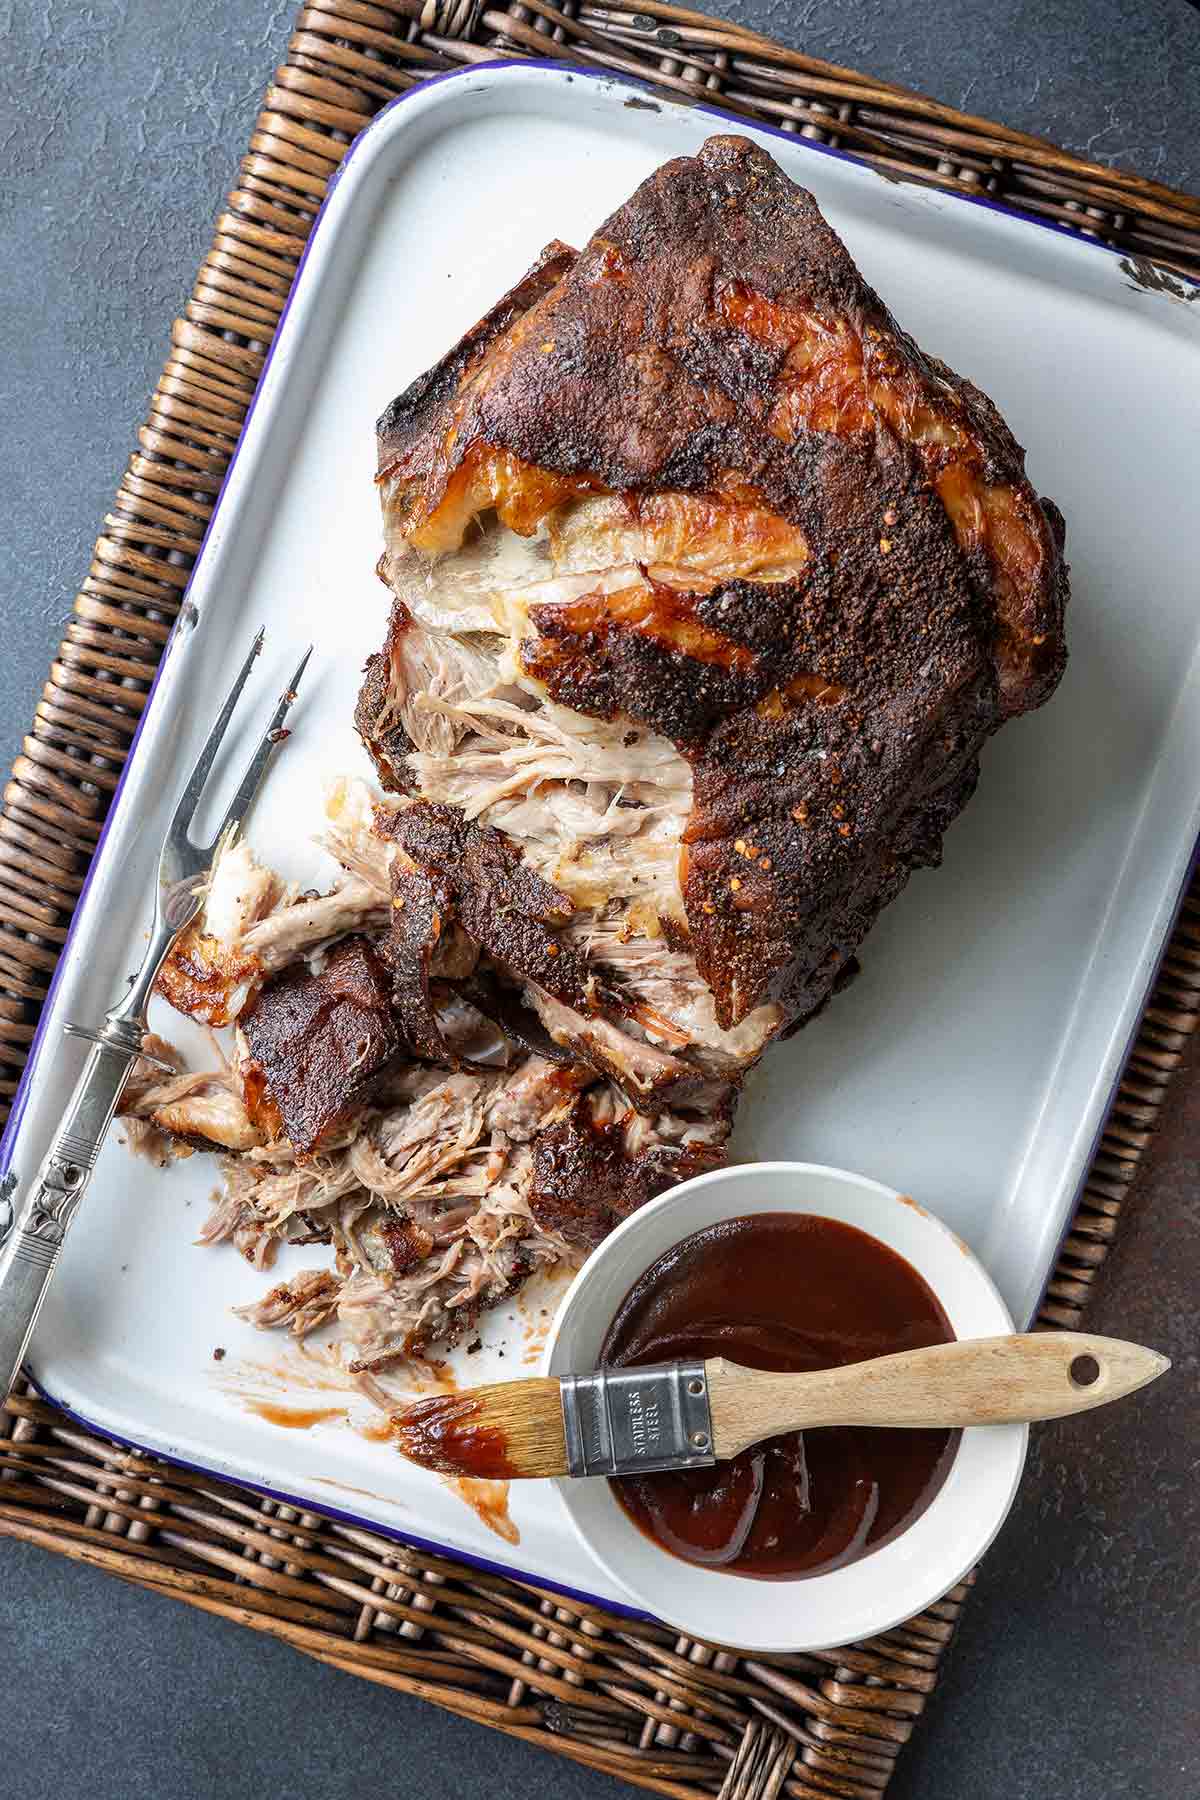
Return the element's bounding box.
[601,1213,958,1579]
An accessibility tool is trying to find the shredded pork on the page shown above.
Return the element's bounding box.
[216,1054,590,1364]
[133,776,738,1367]
[240,879,387,974]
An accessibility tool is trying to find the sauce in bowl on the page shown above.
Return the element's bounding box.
[601,1212,958,1579]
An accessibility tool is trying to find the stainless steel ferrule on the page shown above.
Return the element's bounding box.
[559,1361,715,1479]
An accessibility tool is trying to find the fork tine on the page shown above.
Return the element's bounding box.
[169,627,265,842]
[196,642,314,852]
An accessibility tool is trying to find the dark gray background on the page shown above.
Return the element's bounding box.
[1,4,1197,1798]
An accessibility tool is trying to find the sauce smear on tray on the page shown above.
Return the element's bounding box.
[601,1213,958,1578]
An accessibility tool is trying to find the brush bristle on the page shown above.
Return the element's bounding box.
[392,1377,568,1479]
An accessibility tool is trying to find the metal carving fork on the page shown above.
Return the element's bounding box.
[0,629,312,1399]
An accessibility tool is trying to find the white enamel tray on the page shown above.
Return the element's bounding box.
[5,63,1198,1612]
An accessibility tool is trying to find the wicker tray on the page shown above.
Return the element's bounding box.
[2,8,1198,1796]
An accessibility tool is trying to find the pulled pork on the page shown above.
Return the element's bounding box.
[138,802,731,1370]
[217,1053,694,1366]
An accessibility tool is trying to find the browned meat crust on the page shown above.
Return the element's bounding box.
[378,802,592,1012]
[378,137,1065,709]
[378,1217,435,1276]
[377,238,578,517]
[529,1096,727,1249]
[682,554,991,1030]
[386,860,460,1063]
[156,930,262,1029]
[522,571,822,753]
[240,936,402,1155]
[354,597,413,795]
[375,134,1068,1031]
[380,803,723,1111]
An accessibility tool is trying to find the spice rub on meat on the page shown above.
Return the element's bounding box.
[240,935,402,1156]
[530,1090,730,1250]
[379,801,592,1014]
[367,132,1067,1036]
[382,798,737,1112]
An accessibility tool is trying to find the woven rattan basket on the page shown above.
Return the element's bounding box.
[2,8,1198,1797]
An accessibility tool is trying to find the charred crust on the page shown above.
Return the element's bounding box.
[380,1217,435,1276]
[387,859,459,1064]
[523,574,798,752]
[380,802,592,1012]
[241,936,403,1156]
[382,802,574,923]
[377,137,1065,704]
[376,133,1069,1032]
[679,477,998,1023]
[377,240,579,477]
[529,1098,726,1248]
[155,930,261,1029]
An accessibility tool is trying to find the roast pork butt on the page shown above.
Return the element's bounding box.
[364,131,1068,1045]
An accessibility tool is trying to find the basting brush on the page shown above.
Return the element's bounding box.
[390,1332,1168,1480]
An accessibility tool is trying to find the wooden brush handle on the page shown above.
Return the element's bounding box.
[706,1333,1169,1459]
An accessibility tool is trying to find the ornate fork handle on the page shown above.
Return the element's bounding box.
[0,1024,143,1398]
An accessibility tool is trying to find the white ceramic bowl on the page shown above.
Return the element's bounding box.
[541,1162,1027,1651]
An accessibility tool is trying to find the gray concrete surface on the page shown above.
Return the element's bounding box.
[1,4,1197,1798]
